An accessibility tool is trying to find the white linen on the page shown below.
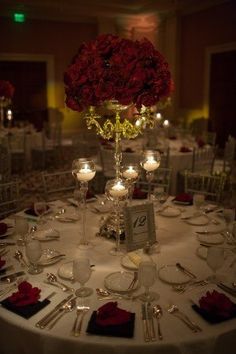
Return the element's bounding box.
[0,200,235,354]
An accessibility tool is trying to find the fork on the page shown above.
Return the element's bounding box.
[74,306,90,336]
[167,304,202,332]
[127,271,138,290]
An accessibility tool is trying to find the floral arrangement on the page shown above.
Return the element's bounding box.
[0,80,15,100]
[64,34,173,112]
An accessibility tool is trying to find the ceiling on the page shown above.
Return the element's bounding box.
[0,0,228,23]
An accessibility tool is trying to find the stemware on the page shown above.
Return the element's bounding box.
[138,261,159,301]
[105,178,129,256]
[72,158,96,249]
[223,208,235,241]
[25,239,43,274]
[73,257,93,297]
[193,193,205,211]
[206,246,224,283]
[121,164,139,205]
[140,150,161,201]
[15,216,29,246]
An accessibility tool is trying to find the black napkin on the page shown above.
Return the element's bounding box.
[192,304,236,324]
[86,311,135,338]
[0,298,50,319]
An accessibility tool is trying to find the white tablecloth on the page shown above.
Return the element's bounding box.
[0,200,235,354]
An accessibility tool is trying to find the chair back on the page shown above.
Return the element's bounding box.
[192,147,215,173]
[184,171,226,202]
[0,180,20,219]
[42,170,77,201]
[0,138,11,182]
[137,167,172,194]
[223,137,235,172]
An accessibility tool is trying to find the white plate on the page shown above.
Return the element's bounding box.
[158,265,191,284]
[121,250,151,270]
[196,233,225,245]
[196,246,208,260]
[104,271,138,293]
[58,261,73,280]
[38,249,63,266]
[185,215,209,226]
[33,228,60,241]
[159,207,181,217]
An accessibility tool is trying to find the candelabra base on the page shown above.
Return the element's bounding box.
[97,212,125,241]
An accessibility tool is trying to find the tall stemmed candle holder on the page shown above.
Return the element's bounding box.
[72,158,96,249]
[140,150,161,201]
[105,178,129,256]
[122,164,139,205]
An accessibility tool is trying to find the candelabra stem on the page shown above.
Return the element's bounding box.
[146,171,154,201]
[79,181,89,248]
[110,199,123,255]
[114,112,122,179]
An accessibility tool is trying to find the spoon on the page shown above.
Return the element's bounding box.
[14,250,29,267]
[46,273,74,292]
[96,288,133,300]
[153,305,163,340]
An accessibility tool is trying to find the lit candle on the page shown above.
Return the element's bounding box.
[7,109,12,121]
[123,166,138,180]
[76,164,95,181]
[156,112,162,120]
[110,181,128,198]
[163,119,169,127]
[143,156,160,171]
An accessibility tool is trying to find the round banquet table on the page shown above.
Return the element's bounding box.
[0,199,236,354]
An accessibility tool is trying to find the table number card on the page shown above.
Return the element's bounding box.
[124,203,156,251]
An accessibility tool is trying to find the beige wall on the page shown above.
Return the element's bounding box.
[178,0,236,124]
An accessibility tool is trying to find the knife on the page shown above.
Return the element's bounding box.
[176,263,196,279]
[217,283,236,297]
[36,294,73,329]
[0,271,25,282]
[195,230,224,235]
[147,302,156,341]
[0,265,14,275]
[0,242,16,246]
[141,303,150,342]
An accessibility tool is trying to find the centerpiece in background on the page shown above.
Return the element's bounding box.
[64,33,173,243]
[0,80,14,129]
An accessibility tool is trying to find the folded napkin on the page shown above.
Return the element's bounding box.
[86,302,135,338]
[132,187,147,199]
[173,193,193,204]
[180,146,192,153]
[0,256,6,270]
[123,147,134,153]
[0,223,8,236]
[0,281,50,319]
[192,290,236,324]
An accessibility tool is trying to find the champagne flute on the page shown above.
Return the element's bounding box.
[138,261,159,301]
[73,257,93,297]
[206,246,224,283]
[15,216,29,246]
[25,239,43,274]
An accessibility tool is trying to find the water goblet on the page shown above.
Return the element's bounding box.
[34,201,48,224]
[193,193,205,211]
[73,257,93,297]
[25,239,43,274]
[138,261,159,301]
[206,246,224,283]
[223,208,235,240]
[15,216,29,246]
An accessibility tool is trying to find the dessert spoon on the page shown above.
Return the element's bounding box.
[153,305,163,340]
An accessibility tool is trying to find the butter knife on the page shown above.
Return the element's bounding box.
[195,230,225,235]
[176,263,196,279]
[141,304,150,342]
[217,283,236,297]
[36,294,73,329]
[147,302,156,341]
[0,271,25,282]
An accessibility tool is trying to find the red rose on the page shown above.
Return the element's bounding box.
[0,80,15,99]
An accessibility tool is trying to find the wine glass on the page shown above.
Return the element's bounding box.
[73,257,93,297]
[138,261,159,301]
[151,187,168,209]
[15,216,29,246]
[34,201,48,224]
[206,246,224,283]
[25,239,43,274]
[193,193,205,211]
[223,208,235,240]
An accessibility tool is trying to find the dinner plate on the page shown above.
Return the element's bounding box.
[104,271,138,293]
[159,207,181,217]
[38,248,64,266]
[33,228,60,241]
[185,215,209,226]
[58,261,73,280]
[158,264,191,284]
[196,233,225,245]
[196,246,208,260]
[121,250,151,270]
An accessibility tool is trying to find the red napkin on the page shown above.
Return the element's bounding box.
[86,190,95,199]
[8,281,41,307]
[0,257,6,270]
[96,302,131,326]
[180,146,192,153]
[132,187,147,199]
[174,193,193,203]
[199,290,236,319]
[196,138,205,148]
[0,222,8,236]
